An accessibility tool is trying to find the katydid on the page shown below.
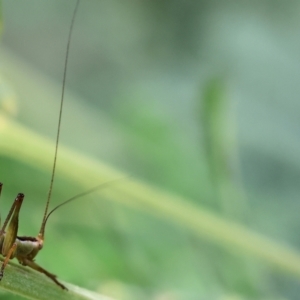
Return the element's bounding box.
[0,0,101,290]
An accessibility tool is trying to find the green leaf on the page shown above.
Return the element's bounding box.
[199,77,246,218]
[0,258,111,300]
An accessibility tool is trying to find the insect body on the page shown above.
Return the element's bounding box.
[0,188,66,289]
[0,0,81,290]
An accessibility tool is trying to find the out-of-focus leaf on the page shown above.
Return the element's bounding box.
[199,78,246,219]
[0,1,2,37]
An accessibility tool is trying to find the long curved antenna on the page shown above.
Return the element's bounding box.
[39,0,80,240]
[43,177,129,230]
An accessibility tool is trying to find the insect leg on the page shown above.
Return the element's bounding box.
[0,193,24,242]
[21,258,67,290]
[0,183,3,227]
[0,193,24,255]
[0,242,17,279]
[0,194,24,279]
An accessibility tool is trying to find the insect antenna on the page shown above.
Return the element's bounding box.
[42,177,129,230]
[38,0,80,241]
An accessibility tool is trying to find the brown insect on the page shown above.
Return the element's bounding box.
[0,0,89,290]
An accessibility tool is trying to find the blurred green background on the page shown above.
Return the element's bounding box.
[1,0,300,299]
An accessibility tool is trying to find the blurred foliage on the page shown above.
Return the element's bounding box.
[1,0,300,299]
[0,1,2,37]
